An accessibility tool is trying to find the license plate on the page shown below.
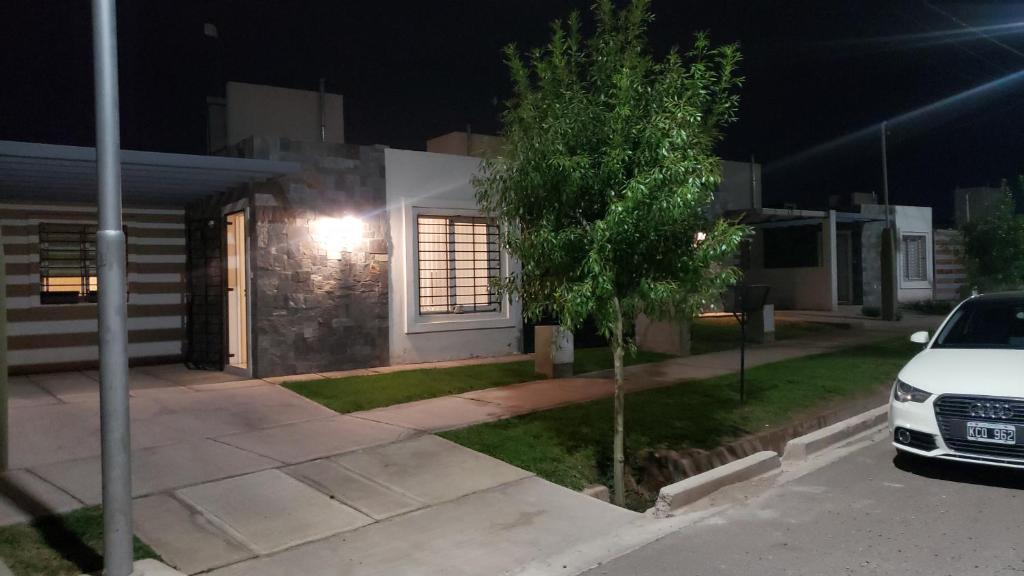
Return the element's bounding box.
[966,421,1017,445]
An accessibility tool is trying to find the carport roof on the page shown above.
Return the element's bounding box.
[726,207,884,227]
[0,140,300,205]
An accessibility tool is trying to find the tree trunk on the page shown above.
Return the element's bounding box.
[611,297,626,507]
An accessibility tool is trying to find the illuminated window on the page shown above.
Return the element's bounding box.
[39,223,99,304]
[416,215,500,314]
[902,234,928,282]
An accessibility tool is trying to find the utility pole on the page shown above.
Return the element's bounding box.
[91,0,133,574]
[880,121,898,321]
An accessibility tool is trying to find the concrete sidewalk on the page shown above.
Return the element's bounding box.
[348,326,909,433]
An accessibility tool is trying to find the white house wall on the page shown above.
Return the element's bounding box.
[860,204,934,304]
[384,149,522,365]
[894,205,934,303]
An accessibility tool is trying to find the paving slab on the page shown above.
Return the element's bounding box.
[332,435,532,505]
[31,439,279,505]
[136,385,339,439]
[26,371,100,402]
[135,364,244,386]
[284,459,424,520]
[177,469,373,555]
[9,402,102,469]
[127,370,185,392]
[216,415,413,464]
[208,476,637,576]
[134,494,254,574]
[352,396,512,432]
[186,378,269,392]
[0,470,82,526]
[459,378,611,413]
[9,377,60,407]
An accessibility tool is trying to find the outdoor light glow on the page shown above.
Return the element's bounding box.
[313,214,364,258]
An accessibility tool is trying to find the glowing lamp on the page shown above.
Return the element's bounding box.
[312,215,364,258]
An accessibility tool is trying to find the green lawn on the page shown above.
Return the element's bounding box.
[441,338,916,508]
[285,347,672,414]
[285,317,846,415]
[0,507,159,576]
[690,316,848,355]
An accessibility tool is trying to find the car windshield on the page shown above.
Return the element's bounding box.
[933,298,1024,350]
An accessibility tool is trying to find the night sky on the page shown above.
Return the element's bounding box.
[3,1,1023,223]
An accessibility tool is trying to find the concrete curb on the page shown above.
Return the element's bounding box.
[653,451,780,518]
[782,404,889,463]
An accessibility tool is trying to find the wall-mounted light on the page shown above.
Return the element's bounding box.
[312,214,364,258]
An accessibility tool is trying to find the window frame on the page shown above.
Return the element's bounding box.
[900,232,930,287]
[415,214,501,316]
[39,223,99,305]
[38,222,129,306]
[403,203,516,335]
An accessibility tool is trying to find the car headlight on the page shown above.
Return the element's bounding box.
[893,379,932,403]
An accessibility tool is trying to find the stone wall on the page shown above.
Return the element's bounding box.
[247,138,389,377]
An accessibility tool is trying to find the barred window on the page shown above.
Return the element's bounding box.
[39,223,99,305]
[416,215,500,314]
[902,234,928,282]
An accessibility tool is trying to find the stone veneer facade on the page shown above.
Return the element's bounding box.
[241,137,389,377]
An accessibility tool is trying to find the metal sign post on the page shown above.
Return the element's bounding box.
[727,284,771,404]
[91,0,133,574]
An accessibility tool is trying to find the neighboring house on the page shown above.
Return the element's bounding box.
[0,82,521,376]
[722,194,935,311]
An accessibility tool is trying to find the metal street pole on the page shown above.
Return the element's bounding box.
[880,121,897,321]
[91,0,133,574]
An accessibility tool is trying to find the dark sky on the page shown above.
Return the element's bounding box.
[3,1,1024,223]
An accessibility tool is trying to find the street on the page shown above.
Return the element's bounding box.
[585,434,1024,576]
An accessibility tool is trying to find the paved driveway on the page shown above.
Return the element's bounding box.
[2,366,643,575]
[2,366,410,524]
[583,434,1024,576]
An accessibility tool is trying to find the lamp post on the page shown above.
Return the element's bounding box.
[880,121,898,321]
[91,0,133,574]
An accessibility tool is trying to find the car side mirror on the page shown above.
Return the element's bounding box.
[910,331,930,344]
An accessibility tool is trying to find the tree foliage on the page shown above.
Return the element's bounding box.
[474,0,748,506]
[475,0,747,343]
[961,182,1024,293]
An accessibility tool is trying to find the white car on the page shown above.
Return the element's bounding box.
[890,292,1024,468]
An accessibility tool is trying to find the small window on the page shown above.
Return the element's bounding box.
[40,223,99,305]
[902,234,928,282]
[762,225,820,269]
[416,215,500,314]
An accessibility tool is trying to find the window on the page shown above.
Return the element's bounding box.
[762,225,820,268]
[416,215,500,314]
[39,223,99,304]
[902,234,928,282]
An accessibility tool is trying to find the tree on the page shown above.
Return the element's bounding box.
[474,0,747,506]
[961,183,1024,293]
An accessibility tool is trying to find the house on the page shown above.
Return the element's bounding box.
[725,193,935,311]
[0,82,521,377]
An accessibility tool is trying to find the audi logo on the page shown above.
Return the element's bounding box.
[970,402,1014,419]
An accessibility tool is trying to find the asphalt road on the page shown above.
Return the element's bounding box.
[585,436,1024,576]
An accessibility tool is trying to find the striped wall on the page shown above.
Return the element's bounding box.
[1,202,186,373]
[933,228,966,302]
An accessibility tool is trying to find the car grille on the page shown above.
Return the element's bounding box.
[934,395,1024,460]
